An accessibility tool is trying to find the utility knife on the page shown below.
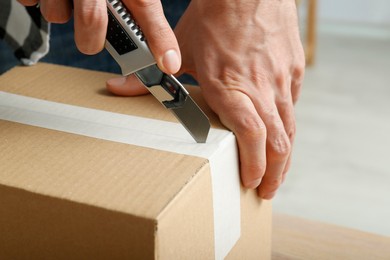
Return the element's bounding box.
[105,0,210,143]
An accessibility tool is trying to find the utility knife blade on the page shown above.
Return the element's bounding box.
[105,0,210,143]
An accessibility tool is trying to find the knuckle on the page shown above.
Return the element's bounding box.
[286,123,296,141]
[78,4,106,28]
[274,68,289,88]
[278,96,292,111]
[265,177,283,191]
[291,81,302,104]
[292,75,303,91]
[274,73,284,89]
[235,116,266,142]
[291,59,304,103]
[223,67,245,87]
[268,133,291,160]
[292,59,305,82]
[249,69,269,86]
[291,77,303,102]
[245,163,266,178]
[276,101,296,141]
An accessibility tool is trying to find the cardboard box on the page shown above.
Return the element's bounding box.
[0,63,271,259]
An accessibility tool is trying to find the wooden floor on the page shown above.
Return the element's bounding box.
[273,24,390,237]
[272,213,390,259]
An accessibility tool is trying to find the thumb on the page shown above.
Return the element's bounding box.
[124,0,181,75]
[106,75,149,96]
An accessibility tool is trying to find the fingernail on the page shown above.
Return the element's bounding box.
[245,178,262,189]
[107,77,126,87]
[161,49,180,74]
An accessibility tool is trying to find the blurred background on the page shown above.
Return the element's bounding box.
[274,0,390,236]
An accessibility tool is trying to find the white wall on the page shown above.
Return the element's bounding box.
[318,0,390,25]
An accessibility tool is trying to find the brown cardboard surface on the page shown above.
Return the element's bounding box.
[0,120,206,219]
[157,165,215,259]
[0,184,156,259]
[226,188,272,259]
[0,63,222,128]
[0,63,271,259]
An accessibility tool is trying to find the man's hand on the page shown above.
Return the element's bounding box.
[18,0,181,74]
[176,0,305,199]
[107,0,305,199]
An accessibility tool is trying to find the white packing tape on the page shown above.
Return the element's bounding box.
[0,91,241,259]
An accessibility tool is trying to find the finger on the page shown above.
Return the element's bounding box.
[17,0,38,6]
[277,90,296,183]
[255,100,291,200]
[281,156,292,184]
[124,0,181,74]
[40,0,72,23]
[282,68,302,182]
[204,90,267,189]
[73,0,107,55]
[291,63,305,104]
[257,120,291,199]
[106,75,149,96]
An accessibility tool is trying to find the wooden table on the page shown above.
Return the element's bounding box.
[273,214,390,259]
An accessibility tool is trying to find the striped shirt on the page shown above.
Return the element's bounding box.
[0,0,49,66]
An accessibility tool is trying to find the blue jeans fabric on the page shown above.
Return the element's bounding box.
[0,0,192,81]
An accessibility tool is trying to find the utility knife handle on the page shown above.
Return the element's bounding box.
[105,0,156,75]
